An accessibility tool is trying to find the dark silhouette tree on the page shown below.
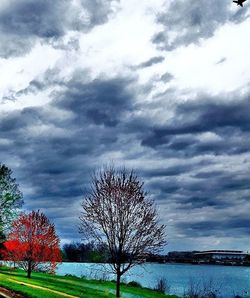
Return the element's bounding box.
[0,164,23,241]
[79,166,166,297]
[62,241,109,262]
[2,210,61,278]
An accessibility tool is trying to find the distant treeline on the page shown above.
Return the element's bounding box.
[61,244,250,267]
[149,251,250,266]
[166,251,250,265]
[62,242,110,263]
[62,241,137,263]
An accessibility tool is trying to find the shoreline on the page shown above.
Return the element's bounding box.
[0,265,179,298]
[60,260,250,267]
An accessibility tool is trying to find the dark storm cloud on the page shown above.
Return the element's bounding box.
[191,169,249,195]
[146,167,249,200]
[0,74,135,233]
[149,164,250,215]
[54,75,134,127]
[0,0,118,58]
[142,164,191,178]
[141,132,250,157]
[153,0,249,51]
[2,82,43,102]
[79,0,118,28]
[159,72,174,83]
[0,1,64,38]
[178,196,231,209]
[216,57,227,65]
[147,179,180,195]
[2,75,134,156]
[173,98,250,133]
[1,68,250,247]
[194,170,226,179]
[138,89,250,218]
[8,69,67,101]
[0,107,45,135]
[177,217,250,237]
[136,56,165,69]
[141,96,250,156]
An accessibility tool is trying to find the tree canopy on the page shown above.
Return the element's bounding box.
[2,210,61,278]
[0,164,23,239]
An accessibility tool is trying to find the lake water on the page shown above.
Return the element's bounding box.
[56,262,250,297]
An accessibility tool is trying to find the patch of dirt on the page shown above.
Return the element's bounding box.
[0,287,25,298]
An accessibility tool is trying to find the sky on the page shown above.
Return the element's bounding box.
[0,0,250,252]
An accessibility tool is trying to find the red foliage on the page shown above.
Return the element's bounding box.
[2,210,62,277]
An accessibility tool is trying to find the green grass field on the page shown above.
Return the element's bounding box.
[0,266,180,298]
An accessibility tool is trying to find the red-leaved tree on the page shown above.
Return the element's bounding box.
[2,210,61,278]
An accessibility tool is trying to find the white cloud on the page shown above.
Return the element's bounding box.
[164,18,250,94]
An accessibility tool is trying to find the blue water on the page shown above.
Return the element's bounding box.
[56,262,250,297]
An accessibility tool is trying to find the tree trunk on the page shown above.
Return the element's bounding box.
[27,261,32,278]
[116,270,121,297]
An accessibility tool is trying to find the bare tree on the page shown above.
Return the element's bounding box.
[79,166,166,297]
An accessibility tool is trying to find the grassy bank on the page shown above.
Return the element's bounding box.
[0,266,180,298]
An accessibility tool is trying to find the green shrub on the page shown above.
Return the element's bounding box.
[127,281,142,288]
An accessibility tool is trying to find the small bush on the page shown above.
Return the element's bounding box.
[183,277,220,298]
[98,271,109,281]
[234,294,249,298]
[154,277,170,294]
[127,281,142,288]
[65,273,77,278]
